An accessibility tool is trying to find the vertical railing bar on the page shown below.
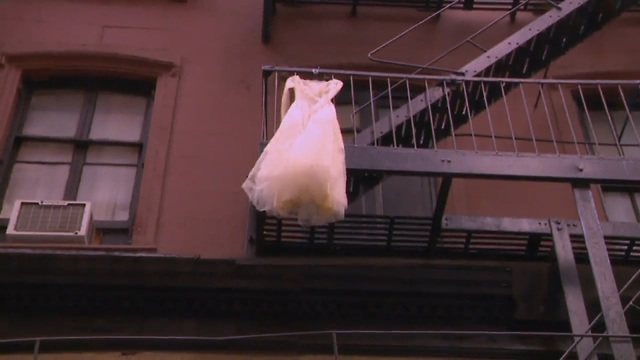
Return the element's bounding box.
[598,84,623,157]
[480,82,498,153]
[273,71,280,136]
[538,84,560,155]
[387,78,398,147]
[351,75,416,116]
[369,77,378,146]
[350,76,358,144]
[557,84,581,156]
[615,116,630,156]
[331,73,336,107]
[463,231,472,253]
[332,332,339,360]
[424,79,438,150]
[378,181,385,216]
[261,73,268,142]
[442,81,458,150]
[519,84,538,154]
[624,237,637,263]
[461,81,478,152]
[276,218,283,245]
[386,217,395,250]
[533,64,550,109]
[618,85,640,151]
[327,222,335,246]
[33,339,40,360]
[309,226,316,244]
[578,85,600,156]
[406,80,418,148]
[500,81,518,154]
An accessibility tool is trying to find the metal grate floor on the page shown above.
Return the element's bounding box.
[257,213,640,262]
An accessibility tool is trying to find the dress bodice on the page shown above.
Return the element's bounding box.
[281,75,343,120]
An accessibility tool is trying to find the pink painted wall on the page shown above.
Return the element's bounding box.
[0,0,638,257]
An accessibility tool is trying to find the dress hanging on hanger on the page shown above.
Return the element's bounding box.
[242,75,347,226]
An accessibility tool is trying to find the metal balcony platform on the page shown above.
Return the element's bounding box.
[255,213,640,262]
[260,66,640,202]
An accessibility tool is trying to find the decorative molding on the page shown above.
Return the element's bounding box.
[2,47,177,78]
[0,244,156,252]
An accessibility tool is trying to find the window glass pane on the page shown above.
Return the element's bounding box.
[22,90,84,137]
[16,141,74,162]
[86,145,139,165]
[589,112,617,153]
[602,191,638,222]
[77,165,137,221]
[0,164,70,217]
[89,92,147,141]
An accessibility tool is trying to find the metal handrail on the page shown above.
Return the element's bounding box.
[2,330,640,359]
[262,65,640,85]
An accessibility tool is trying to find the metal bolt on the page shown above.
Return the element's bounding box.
[577,164,584,171]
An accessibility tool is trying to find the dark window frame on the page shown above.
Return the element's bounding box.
[0,76,155,244]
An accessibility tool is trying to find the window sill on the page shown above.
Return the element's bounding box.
[0,243,156,253]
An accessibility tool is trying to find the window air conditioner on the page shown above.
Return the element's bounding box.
[6,200,95,245]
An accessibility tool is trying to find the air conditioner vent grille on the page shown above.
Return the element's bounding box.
[15,203,86,233]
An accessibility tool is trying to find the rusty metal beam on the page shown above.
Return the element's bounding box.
[345,146,640,185]
[550,218,598,360]
[572,185,635,360]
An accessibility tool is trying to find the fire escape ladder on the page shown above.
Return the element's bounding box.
[357,0,637,147]
[345,0,638,205]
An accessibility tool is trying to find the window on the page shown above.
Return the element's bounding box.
[334,81,436,217]
[577,87,640,222]
[0,76,154,244]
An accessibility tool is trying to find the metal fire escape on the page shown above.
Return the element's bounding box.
[255,0,640,359]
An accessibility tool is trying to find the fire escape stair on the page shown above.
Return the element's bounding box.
[346,0,638,204]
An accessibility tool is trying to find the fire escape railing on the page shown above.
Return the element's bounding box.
[256,1,640,356]
[256,66,640,260]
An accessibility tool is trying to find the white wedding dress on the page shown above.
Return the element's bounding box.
[242,75,347,226]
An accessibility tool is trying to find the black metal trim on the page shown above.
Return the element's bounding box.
[262,0,275,44]
[345,146,640,184]
[549,218,597,360]
[427,176,452,253]
[572,184,635,359]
